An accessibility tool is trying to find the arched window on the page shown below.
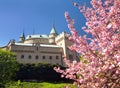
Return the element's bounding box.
[42,56,45,59]
[35,55,39,59]
[49,56,52,60]
[28,55,32,59]
[21,55,24,59]
[56,56,59,59]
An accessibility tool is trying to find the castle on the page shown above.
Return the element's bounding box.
[4,24,79,66]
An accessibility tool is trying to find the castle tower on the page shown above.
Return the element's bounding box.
[19,32,25,43]
[49,23,58,44]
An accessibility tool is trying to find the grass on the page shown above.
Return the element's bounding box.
[5,81,77,88]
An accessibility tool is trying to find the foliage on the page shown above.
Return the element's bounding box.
[5,81,77,88]
[15,63,71,82]
[0,49,19,84]
[55,0,120,88]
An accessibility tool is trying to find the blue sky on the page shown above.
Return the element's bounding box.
[0,0,90,47]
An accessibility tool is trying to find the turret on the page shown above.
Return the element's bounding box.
[49,23,58,44]
[19,32,25,43]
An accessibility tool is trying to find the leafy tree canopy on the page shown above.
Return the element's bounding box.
[0,49,19,83]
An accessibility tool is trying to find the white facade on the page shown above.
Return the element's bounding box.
[5,25,79,66]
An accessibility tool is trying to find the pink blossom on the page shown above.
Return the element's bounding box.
[73,2,77,6]
[64,12,69,18]
[55,0,120,87]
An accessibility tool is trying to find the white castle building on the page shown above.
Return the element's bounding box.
[4,24,79,66]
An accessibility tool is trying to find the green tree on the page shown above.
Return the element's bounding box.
[0,49,19,84]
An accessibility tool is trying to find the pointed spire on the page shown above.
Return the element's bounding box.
[19,29,25,43]
[33,28,35,35]
[20,32,25,38]
[20,29,25,38]
[50,23,58,34]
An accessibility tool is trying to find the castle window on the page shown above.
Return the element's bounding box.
[21,55,24,59]
[35,55,39,59]
[49,56,52,59]
[28,55,32,59]
[56,56,59,59]
[42,56,45,59]
[69,55,73,62]
[36,47,39,51]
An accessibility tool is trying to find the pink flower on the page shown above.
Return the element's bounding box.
[55,0,120,87]
[64,12,69,18]
[73,2,77,6]
[107,23,112,29]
